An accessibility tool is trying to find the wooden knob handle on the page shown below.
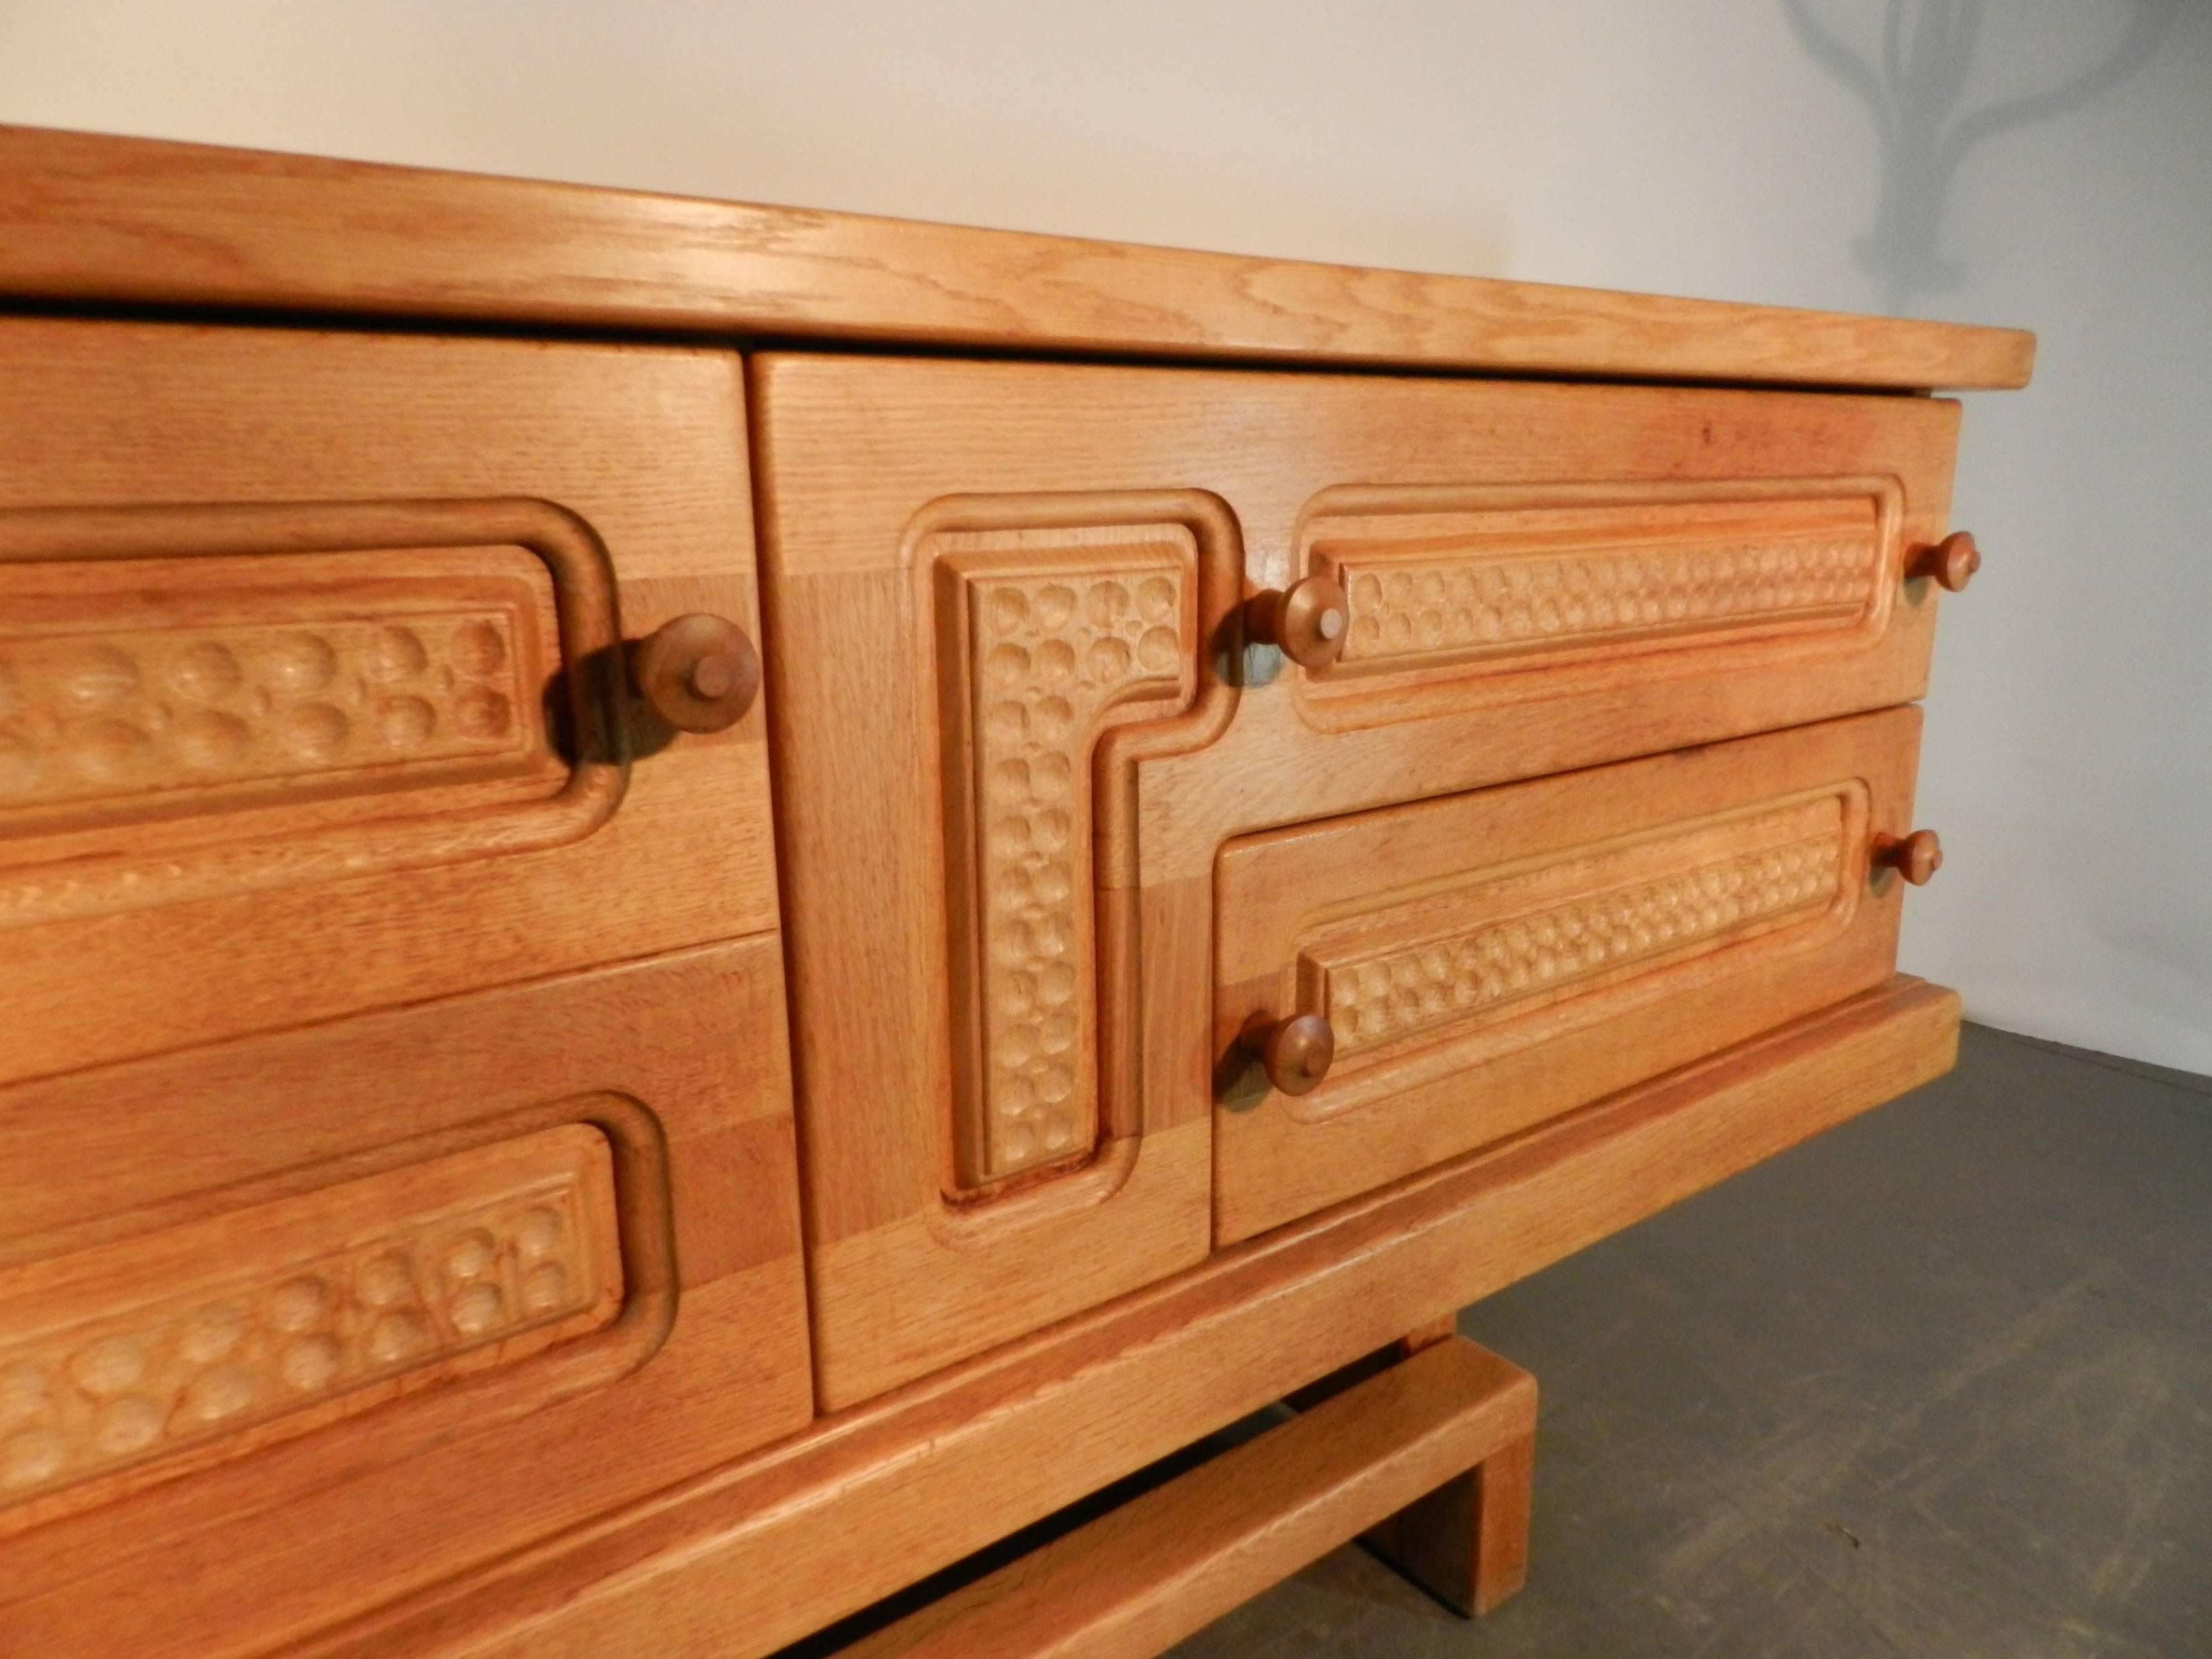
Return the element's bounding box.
[630,613,761,733]
[1873,828,1944,886]
[1909,532,1981,593]
[1240,1010,1336,1096]
[1246,575,1351,669]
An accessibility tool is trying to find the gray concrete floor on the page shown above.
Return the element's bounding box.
[1169,1024,2212,1658]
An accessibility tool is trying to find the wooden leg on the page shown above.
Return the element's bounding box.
[1284,1311,1462,1414]
[1362,1429,1533,1616]
[1360,1324,1534,1618]
[1470,1429,1535,1612]
[1397,1312,1460,1353]
[1283,1317,1536,1616]
[836,1338,1533,1658]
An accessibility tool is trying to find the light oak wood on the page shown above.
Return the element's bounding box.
[1213,708,1921,1241]
[0,529,577,832]
[0,499,624,928]
[0,129,2027,1659]
[932,533,1200,1185]
[752,356,1962,893]
[1294,481,1904,730]
[0,317,776,1085]
[0,1124,621,1534]
[1364,1429,1536,1617]
[0,125,2033,392]
[0,939,811,1659]
[1284,1318,1532,1616]
[840,1336,1536,1659]
[298,978,1956,1659]
[1395,1315,1463,1354]
[755,353,1963,1399]
[758,487,1244,1408]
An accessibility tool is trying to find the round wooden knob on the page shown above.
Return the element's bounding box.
[1240,1010,1336,1096]
[1910,532,1981,593]
[1246,575,1351,670]
[1873,828,1944,886]
[630,613,760,733]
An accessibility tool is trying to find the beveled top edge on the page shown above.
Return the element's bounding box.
[0,124,2034,392]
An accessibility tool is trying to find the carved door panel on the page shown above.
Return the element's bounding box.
[1212,710,1921,1242]
[756,484,1240,1410]
[0,318,775,1084]
[752,353,1961,1406]
[0,941,809,1659]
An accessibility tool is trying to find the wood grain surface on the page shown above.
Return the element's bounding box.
[756,352,1962,1400]
[288,977,1957,1659]
[0,317,775,1085]
[0,125,2032,391]
[1212,709,1921,1242]
[841,1336,1536,1658]
[0,939,811,1659]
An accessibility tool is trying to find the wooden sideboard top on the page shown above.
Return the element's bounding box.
[0,124,2034,392]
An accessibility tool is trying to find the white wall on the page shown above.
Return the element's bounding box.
[4,0,2208,1070]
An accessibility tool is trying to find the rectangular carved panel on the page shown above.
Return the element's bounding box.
[0,583,546,820]
[0,1124,621,1525]
[0,500,628,927]
[933,533,1192,1187]
[1309,796,1849,1063]
[1307,490,1887,680]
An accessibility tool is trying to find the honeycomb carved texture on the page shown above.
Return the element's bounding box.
[0,609,533,814]
[0,1148,611,1511]
[967,563,1185,1180]
[1336,533,1878,666]
[1326,825,1845,1058]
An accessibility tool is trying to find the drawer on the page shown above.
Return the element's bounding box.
[0,319,774,1084]
[1212,710,1923,1242]
[0,939,810,1658]
[752,353,1963,1406]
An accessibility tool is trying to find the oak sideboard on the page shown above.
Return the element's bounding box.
[0,124,2030,1658]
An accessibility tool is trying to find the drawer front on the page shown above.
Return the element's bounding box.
[753,353,1961,1406]
[0,940,811,1659]
[1297,480,1904,727]
[0,319,774,1084]
[1213,710,1922,1242]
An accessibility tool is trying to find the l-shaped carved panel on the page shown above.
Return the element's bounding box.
[0,1125,622,1530]
[930,528,1198,1187]
[0,499,628,927]
[769,474,1241,1409]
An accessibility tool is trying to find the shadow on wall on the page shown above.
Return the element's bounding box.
[1780,0,2179,314]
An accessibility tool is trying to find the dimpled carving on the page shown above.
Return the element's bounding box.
[0,607,533,815]
[1336,533,1879,667]
[1326,822,1845,1058]
[960,558,1185,1181]
[0,1128,617,1517]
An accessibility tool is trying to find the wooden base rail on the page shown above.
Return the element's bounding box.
[293,977,1955,1659]
[832,1336,1534,1658]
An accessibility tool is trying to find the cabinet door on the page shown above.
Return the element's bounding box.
[0,319,774,1083]
[752,352,1963,1406]
[1214,710,1921,1241]
[0,942,809,1659]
